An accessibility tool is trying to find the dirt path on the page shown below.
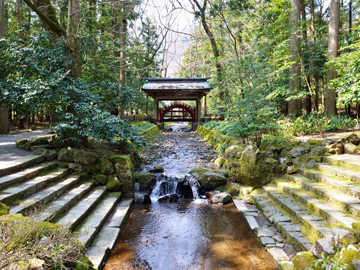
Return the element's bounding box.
[0,129,50,162]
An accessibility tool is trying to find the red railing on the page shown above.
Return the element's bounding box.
[159,102,196,123]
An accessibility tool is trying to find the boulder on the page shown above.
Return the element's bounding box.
[107,175,122,192]
[336,245,360,270]
[196,170,227,190]
[94,174,107,185]
[347,134,360,145]
[289,146,305,158]
[58,148,75,162]
[189,168,209,178]
[209,192,232,204]
[328,142,344,155]
[150,165,164,173]
[279,150,292,165]
[49,137,65,148]
[287,166,298,174]
[16,139,29,148]
[82,164,99,175]
[134,172,156,191]
[345,143,357,154]
[33,149,57,161]
[68,163,82,172]
[331,228,358,246]
[74,150,99,165]
[24,141,36,151]
[97,159,115,175]
[34,137,49,145]
[134,192,151,204]
[309,146,327,156]
[31,144,52,152]
[264,157,279,171]
[111,155,134,197]
[321,139,335,147]
[310,237,336,258]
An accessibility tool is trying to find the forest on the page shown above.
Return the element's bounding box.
[0,0,359,145]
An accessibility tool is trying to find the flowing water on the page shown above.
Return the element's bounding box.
[104,123,279,270]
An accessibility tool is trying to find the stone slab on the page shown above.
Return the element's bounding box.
[245,216,259,230]
[39,182,93,222]
[260,237,275,246]
[106,199,133,227]
[267,247,289,261]
[233,199,258,212]
[0,155,45,177]
[86,227,120,270]
[270,213,291,223]
[257,227,276,237]
[57,187,107,230]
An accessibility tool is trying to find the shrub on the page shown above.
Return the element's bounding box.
[0,213,91,269]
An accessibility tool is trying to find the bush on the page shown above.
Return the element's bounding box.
[279,112,356,136]
[0,213,91,269]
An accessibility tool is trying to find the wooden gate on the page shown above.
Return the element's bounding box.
[158,103,196,123]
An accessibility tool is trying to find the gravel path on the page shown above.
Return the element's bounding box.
[0,129,51,162]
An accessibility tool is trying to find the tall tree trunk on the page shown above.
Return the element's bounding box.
[301,0,311,113]
[325,0,340,115]
[288,0,302,116]
[17,0,22,37]
[191,0,223,100]
[0,0,9,134]
[118,2,127,119]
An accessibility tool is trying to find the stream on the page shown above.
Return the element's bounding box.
[104,123,279,270]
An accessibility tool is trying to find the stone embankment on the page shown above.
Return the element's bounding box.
[196,125,360,270]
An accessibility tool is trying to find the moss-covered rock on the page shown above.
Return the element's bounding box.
[97,159,115,175]
[0,201,10,216]
[33,149,57,161]
[68,163,82,172]
[95,174,107,185]
[193,169,227,191]
[189,168,209,178]
[82,164,99,174]
[220,181,241,196]
[58,148,75,162]
[134,172,156,191]
[111,155,134,196]
[334,245,360,270]
[34,137,49,145]
[140,125,160,142]
[279,150,293,165]
[16,139,29,148]
[150,165,164,173]
[292,251,320,270]
[74,150,99,165]
[107,175,122,191]
[58,161,68,168]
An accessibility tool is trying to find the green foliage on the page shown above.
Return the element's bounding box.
[279,113,355,136]
[314,252,348,270]
[131,121,155,132]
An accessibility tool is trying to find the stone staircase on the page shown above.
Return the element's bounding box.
[252,154,360,252]
[0,154,132,270]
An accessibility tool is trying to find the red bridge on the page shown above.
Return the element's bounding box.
[158,103,196,123]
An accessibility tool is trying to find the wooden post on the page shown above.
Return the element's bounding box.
[196,98,201,123]
[154,97,158,123]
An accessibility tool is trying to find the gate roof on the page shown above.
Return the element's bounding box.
[141,78,212,100]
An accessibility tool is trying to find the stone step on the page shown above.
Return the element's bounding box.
[0,155,45,177]
[315,163,360,185]
[39,182,94,222]
[263,187,333,240]
[0,168,68,205]
[252,192,312,251]
[274,178,358,229]
[323,154,360,173]
[86,199,133,270]
[289,173,360,216]
[300,168,360,200]
[0,162,57,190]
[10,174,80,214]
[56,186,107,231]
[76,193,122,248]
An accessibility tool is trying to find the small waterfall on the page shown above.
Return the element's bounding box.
[150,174,201,201]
